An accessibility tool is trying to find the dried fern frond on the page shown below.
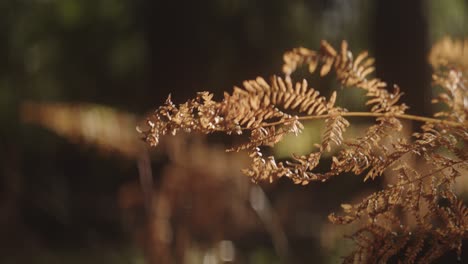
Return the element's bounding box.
[432,66,468,123]
[140,70,347,184]
[322,105,350,152]
[140,40,409,185]
[21,101,142,158]
[430,37,468,124]
[142,135,287,264]
[141,39,468,262]
[332,117,403,181]
[283,40,408,115]
[429,37,468,72]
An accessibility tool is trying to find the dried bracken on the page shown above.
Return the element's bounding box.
[429,37,468,72]
[140,39,468,263]
[21,101,288,263]
[21,101,143,158]
[136,135,287,264]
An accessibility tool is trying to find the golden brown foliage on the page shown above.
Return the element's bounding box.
[140,39,468,263]
[21,101,143,158]
[137,134,288,263]
[20,102,288,263]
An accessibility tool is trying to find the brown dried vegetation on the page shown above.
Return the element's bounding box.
[22,101,291,263]
[140,39,468,263]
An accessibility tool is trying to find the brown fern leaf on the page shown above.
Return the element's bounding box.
[227,115,305,155]
[342,223,410,264]
[331,117,403,180]
[429,37,468,72]
[242,146,324,184]
[432,68,467,123]
[139,93,221,146]
[21,101,142,158]
[282,47,318,76]
[330,150,468,262]
[404,234,426,264]
[141,39,468,263]
[241,76,330,116]
[322,107,350,152]
[140,75,332,148]
[283,40,408,115]
[140,72,342,185]
[430,38,468,125]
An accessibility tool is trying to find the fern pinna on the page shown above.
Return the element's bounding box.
[139,39,468,263]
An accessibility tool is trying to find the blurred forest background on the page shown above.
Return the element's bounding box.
[1,0,468,263]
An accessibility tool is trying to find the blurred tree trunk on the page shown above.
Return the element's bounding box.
[373,0,431,116]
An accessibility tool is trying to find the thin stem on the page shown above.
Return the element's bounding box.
[261,112,463,128]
